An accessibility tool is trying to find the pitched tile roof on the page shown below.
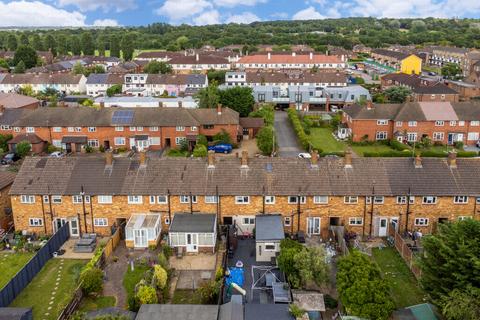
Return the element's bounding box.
[419,102,458,121]
[0,73,84,85]
[10,156,480,197]
[238,54,342,65]
[0,171,16,190]
[0,93,39,109]
[242,71,347,84]
[372,49,411,60]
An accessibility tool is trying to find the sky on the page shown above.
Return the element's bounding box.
[0,0,479,27]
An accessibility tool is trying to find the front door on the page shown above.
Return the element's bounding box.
[69,218,80,237]
[390,217,399,232]
[134,229,147,248]
[129,138,136,150]
[136,140,149,151]
[307,217,320,236]
[53,218,66,233]
[186,233,198,252]
[378,218,388,237]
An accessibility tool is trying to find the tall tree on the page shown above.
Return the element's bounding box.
[32,34,44,51]
[219,86,255,116]
[19,34,29,46]
[195,82,220,109]
[56,34,68,56]
[13,46,38,69]
[384,86,412,103]
[13,61,25,74]
[7,34,18,51]
[176,36,189,50]
[44,34,57,57]
[121,33,136,61]
[110,35,120,59]
[441,63,463,80]
[143,61,172,74]
[96,34,107,56]
[81,32,95,56]
[70,35,82,56]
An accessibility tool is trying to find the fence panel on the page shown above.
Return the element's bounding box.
[0,223,70,307]
[392,230,422,279]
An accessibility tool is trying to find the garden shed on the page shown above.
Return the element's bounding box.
[169,213,217,254]
[255,215,284,262]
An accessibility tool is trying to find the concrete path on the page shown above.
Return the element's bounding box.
[274,111,302,157]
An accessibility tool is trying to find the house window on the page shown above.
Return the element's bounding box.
[264,243,276,251]
[149,126,159,131]
[0,125,11,130]
[114,137,126,145]
[21,195,35,204]
[367,196,384,204]
[471,121,480,126]
[264,196,275,204]
[176,126,185,131]
[459,121,465,126]
[422,196,437,204]
[376,131,388,140]
[288,196,306,204]
[396,196,407,204]
[458,216,471,221]
[43,195,49,203]
[67,127,74,132]
[313,196,328,204]
[349,217,363,225]
[88,127,96,132]
[284,217,291,226]
[409,196,415,204]
[435,120,444,126]
[414,218,429,226]
[450,121,456,127]
[29,218,43,227]
[93,218,108,227]
[203,125,214,129]
[26,127,34,133]
[129,126,136,132]
[180,195,197,203]
[149,137,161,146]
[433,132,444,141]
[175,137,186,146]
[395,121,403,127]
[407,132,417,142]
[191,126,198,131]
[377,120,388,125]
[75,127,82,132]
[205,195,218,204]
[136,127,143,131]
[128,195,143,204]
[88,140,99,147]
[72,195,90,204]
[14,127,20,132]
[97,195,112,204]
[408,121,417,127]
[115,126,124,131]
[467,132,479,141]
[51,195,62,204]
[344,196,358,204]
[53,127,62,132]
[453,196,468,204]
[157,195,168,204]
[242,217,255,225]
[52,140,62,147]
[235,196,250,204]
[258,93,265,102]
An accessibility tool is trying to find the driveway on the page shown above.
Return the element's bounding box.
[274,111,302,157]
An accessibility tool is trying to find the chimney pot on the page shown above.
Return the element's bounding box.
[344,148,353,168]
[241,150,248,168]
[448,151,457,168]
[105,151,113,166]
[414,154,422,168]
[310,150,319,167]
[292,52,296,57]
[310,52,313,60]
[217,104,222,115]
[366,101,373,110]
[207,150,215,168]
[267,52,271,60]
[139,150,146,166]
[196,53,199,62]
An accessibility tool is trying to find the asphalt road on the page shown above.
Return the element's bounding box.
[274,110,302,157]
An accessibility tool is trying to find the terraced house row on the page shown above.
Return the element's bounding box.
[0,105,240,153]
[9,150,480,249]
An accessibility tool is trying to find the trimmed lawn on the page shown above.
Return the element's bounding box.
[309,128,346,153]
[172,290,202,304]
[351,143,396,156]
[11,259,86,320]
[122,264,150,299]
[372,248,427,308]
[78,296,116,312]
[0,252,34,289]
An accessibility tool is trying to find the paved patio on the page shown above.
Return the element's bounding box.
[54,239,95,260]
[175,270,213,290]
[169,253,217,271]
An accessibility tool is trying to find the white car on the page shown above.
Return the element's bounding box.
[49,151,65,158]
[298,153,311,159]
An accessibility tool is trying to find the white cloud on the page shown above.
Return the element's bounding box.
[57,0,136,12]
[0,0,86,26]
[292,6,325,20]
[93,18,119,26]
[214,0,267,7]
[156,0,212,21]
[194,10,221,25]
[226,11,260,24]
[270,12,288,19]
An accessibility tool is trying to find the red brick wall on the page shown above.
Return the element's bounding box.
[414,93,459,102]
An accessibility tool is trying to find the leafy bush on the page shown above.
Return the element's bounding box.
[157,252,168,270]
[162,245,173,259]
[388,139,410,151]
[249,104,274,126]
[198,280,220,304]
[456,151,478,157]
[363,150,411,157]
[324,294,338,309]
[289,304,306,318]
[16,140,31,157]
[193,144,207,157]
[84,145,94,153]
[127,295,140,312]
[213,129,232,145]
[136,285,158,304]
[153,265,168,289]
[196,134,208,147]
[287,108,310,150]
[106,84,122,97]
[256,125,275,155]
[0,134,13,151]
[80,267,104,295]
[46,143,60,154]
[454,141,464,150]
[167,149,188,157]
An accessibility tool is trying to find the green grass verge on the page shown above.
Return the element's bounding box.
[78,296,116,312]
[309,128,346,153]
[122,264,150,300]
[172,290,203,304]
[0,252,34,289]
[351,143,396,156]
[10,259,87,320]
[372,247,427,308]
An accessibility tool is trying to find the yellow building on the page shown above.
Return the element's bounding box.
[400,54,423,75]
[371,49,422,75]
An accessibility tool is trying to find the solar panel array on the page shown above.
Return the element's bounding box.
[111,110,134,125]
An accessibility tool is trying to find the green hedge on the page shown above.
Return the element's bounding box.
[388,139,411,151]
[456,151,479,157]
[287,108,310,150]
[363,150,411,157]
[420,150,478,158]
[320,151,345,157]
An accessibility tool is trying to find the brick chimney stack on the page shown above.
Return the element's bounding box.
[310,150,319,168]
[139,150,146,166]
[344,148,353,168]
[448,151,457,168]
[105,151,113,166]
[217,104,222,115]
[414,154,422,168]
[0,104,4,114]
[207,150,215,168]
[366,101,373,110]
[241,150,248,168]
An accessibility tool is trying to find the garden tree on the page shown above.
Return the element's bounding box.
[249,104,274,126]
[72,62,85,75]
[193,144,208,157]
[295,246,329,287]
[0,134,13,151]
[195,82,220,109]
[110,35,121,58]
[441,63,462,80]
[16,141,31,157]
[143,61,172,74]
[411,20,427,32]
[157,252,169,270]
[419,219,480,318]
[196,134,208,147]
[13,61,25,74]
[153,265,168,289]
[121,33,136,61]
[198,279,221,304]
[384,86,412,103]
[80,267,103,295]
[213,129,232,145]
[219,86,255,117]
[389,19,401,29]
[176,36,189,50]
[0,59,9,69]
[7,34,17,51]
[81,33,95,55]
[337,251,395,320]
[44,34,57,57]
[136,285,158,304]
[13,46,38,69]
[70,36,82,56]
[277,239,306,288]
[441,286,480,320]
[32,34,44,51]
[18,84,34,97]
[19,34,29,46]
[256,126,275,155]
[96,34,107,56]
[56,34,68,56]
[106,84,122,97]
[207,70,226,84]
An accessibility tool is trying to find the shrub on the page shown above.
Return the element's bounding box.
[127,295,140,312]
[193,144,208,157]
[388,139,410,151]
[16,140,31,157]
[162,245,173,259]
[196,134,208,147]
[212,129,232,145]
[420,150,447,157]
[46,143,60,154]
[153,265,168,289]
[456,151,478,157]
[454,141,464,150]
[287,108,310,150]
[80,267,104,295]
[157,252,168,269]
[324,294,338,309]
[363,150,411,157]
[136,285,158,304]
[256,125,276,155]
[289,304,306,318]
[84,145,94,153]
[249,104,274,126]
[198,280,220,304]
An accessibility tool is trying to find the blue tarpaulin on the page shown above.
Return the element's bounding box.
[226,267,244,288]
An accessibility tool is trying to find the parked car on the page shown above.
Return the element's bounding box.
[49,151,65,158]
[1,153,20,165]
[208,144,233,154]
[298,153,311,159]
[428,72,437,76]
